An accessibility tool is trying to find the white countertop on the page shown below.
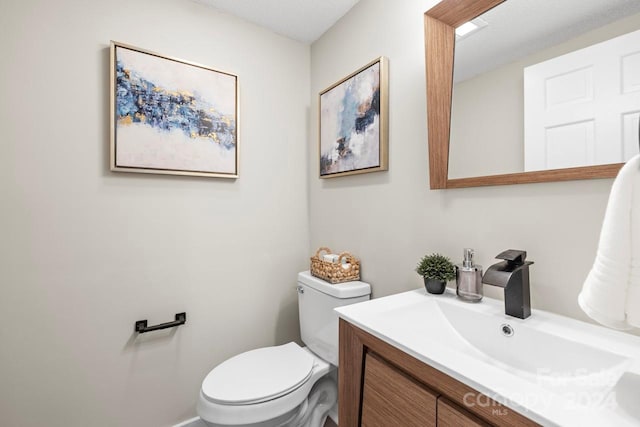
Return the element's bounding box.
[335,288,640,427]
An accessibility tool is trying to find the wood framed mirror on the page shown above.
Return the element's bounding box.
[424,0,639,189]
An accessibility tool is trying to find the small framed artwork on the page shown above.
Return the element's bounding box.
[110,41,239,178]
[319,57,388,178]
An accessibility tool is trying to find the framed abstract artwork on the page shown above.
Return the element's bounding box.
[319,57,388,178]
[110,41,239,178]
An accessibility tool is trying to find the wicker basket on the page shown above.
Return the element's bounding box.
[310,247,360,284]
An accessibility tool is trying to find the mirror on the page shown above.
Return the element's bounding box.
[424,0,640,189]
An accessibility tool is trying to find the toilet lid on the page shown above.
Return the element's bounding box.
[201,342,315,405]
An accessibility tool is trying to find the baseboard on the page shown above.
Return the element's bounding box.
[173,416,206,427]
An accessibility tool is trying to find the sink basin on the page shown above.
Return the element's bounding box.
[335,288,640,426]
[434,299,630,396]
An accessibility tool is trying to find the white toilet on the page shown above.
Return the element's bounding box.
[197,271,371,427]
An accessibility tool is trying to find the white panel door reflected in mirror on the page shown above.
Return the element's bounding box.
[524,29,640,172]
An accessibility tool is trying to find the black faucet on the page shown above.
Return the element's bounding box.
[482,250,534,319]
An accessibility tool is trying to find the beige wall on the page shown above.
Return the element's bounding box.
[0,0,309,426]
[2,0,638,426]
[449,12,640,179]
[310,0,635,330]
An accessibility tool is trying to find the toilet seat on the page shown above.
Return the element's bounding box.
[202,342,315,405]
[197,345,333,426]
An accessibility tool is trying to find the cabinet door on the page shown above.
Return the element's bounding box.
[438,397,492,427]
[361,352,437,427]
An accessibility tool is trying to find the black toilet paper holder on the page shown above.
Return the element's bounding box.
[135,312,186,333]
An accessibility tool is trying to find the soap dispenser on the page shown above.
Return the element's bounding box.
[456,248,483,302]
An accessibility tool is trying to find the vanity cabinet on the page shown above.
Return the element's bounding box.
[339,319,539,427]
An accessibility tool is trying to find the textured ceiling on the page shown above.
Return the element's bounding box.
[193,0,361,43]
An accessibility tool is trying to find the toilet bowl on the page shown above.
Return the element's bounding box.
[197,344,335,427]
[197,272,371,427]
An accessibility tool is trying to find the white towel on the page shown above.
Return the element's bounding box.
[579,154,640,330]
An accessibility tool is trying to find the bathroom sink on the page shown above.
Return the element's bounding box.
[336,289,640,426]
[446,298,632,397]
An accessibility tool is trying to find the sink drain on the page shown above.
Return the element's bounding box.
[500,324,514,337]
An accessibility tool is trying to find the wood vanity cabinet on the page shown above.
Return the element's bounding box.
[339,319,540,427]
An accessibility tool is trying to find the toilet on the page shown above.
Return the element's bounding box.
[197,271,371,427]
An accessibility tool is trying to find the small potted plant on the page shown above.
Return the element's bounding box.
[415,253,456,294]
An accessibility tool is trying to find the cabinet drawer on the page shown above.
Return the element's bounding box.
[361,352,438,427]
[438,397,492,427]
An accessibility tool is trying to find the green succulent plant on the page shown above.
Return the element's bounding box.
[415,253,456,281]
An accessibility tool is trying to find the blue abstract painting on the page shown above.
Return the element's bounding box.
[112,43,237,177]
[320,60,385,177]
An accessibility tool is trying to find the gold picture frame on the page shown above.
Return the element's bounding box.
[110,41,239,178]
[319,57,389,178]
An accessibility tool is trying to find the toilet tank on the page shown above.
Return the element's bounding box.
[297,271,371,366]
